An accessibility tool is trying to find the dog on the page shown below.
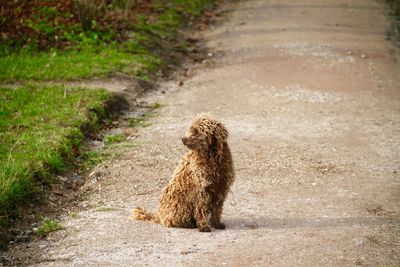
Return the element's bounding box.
[131,114,235,232]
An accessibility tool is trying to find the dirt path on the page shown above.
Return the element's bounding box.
[8,0,400,266]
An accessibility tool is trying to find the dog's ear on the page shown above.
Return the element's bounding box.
[214,122,228,141]
[210,124,228,160]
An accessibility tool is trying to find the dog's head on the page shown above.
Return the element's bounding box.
[182,114,228,156]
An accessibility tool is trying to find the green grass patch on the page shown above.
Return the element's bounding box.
[69,211,79,219]
[0,0,215,82]
[95,206,116,212]
[0,85,110,223]
[0,45,161,82]
[0,0,216,243]
[35,218,62,237]
[81,150,104,171]
[128,114,154,128]
[104,134,126,145]
[147,101,163,110]
[128,109,160,128]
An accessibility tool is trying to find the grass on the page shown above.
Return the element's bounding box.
[385,0,400,45]
[0,0,215,82]
[0,0,216,243]
[104,134,126,144]
[35,218,62,237]
[127,102,162,128]
[95,206,116,212]
[128,115,153,128]
[81,150,104,171]
[0,85,109,222]
[0,45,161,82]
[147,101,163,110]
[69,211,79,219]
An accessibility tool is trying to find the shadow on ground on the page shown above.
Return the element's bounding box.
[225,216,400,230]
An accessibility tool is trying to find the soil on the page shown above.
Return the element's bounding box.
[3,0,400,266]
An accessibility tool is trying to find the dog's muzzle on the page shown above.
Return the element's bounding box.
[181,137,189,146]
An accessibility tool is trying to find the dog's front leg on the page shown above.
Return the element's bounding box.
[194,189,213,232]
[211,198,226,229]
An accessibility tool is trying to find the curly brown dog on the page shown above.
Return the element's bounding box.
[131,114,235,232]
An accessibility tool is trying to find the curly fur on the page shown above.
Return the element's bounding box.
[131,114,235,232]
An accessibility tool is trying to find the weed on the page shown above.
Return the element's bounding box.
[35,218,62,237]
[128,116,152,128]
[95,206,116,212]
[81,150,103,171]
[69,211,79,219]
[104,134,125,144]
[147,101,163,110]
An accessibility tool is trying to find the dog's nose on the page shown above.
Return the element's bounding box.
[181,137,187,145]
[182,137,191,146]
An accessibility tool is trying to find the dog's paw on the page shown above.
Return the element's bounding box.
[198,225,211,232]
[214,222,226,229]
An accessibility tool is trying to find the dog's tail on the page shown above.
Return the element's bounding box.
[130,207,160,224]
